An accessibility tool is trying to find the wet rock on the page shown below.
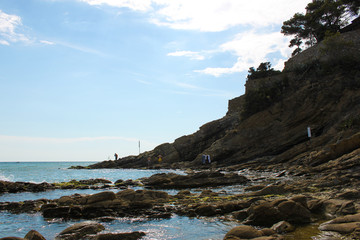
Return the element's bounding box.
[224,225,263,240]
[336,190,360,200]
[195,205,217,216]
[321,199,356,217]
[260,228,276,236]
[276,200,311,223]
[142,171,249,189]
[319,213,360,234]
[245,199,311,227]
[232,210,248,221]
[271,221,295,233]
[245,201,282,227]
[24,230,46,240]
[55,221,105,240]
[289,195,308,208]
[244,185,266,192]
[249,184,287,196]
[174,190,192,199]
[42,206,71,219]
[86,191,116,204]
[116,189,169,203]
[200,189,219,197]
[90,232,146,240]
[0,181,55,194]
[319,222,360,233]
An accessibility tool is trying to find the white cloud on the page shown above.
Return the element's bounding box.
[0,10,30,44]
[80,0,309,32]
[40,40,55,45]
[196,31,292,77]
[0,39,9,45]
[78,0,308,77]
[79,0,153,11]
[167,50,205,60]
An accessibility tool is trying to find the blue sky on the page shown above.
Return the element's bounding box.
[0,0,309,161]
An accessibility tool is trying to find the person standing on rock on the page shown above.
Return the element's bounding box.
[202,154,206,164]
[158,155,162,164]
[147,157,151,167]
[114,153,118,161]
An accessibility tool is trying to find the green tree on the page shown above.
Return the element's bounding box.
[281,0,359,56]
[247,62,280,80]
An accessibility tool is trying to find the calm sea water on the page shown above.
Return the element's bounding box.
[0,162,238,239]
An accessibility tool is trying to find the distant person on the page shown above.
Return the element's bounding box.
[114,153,118,161]
[202,154,206,164]
[207,155,211,164]
[147,157,151,167]
[158,155,162,163]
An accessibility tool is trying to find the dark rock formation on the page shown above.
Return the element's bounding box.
[55,221,105,240]
[82,29,360,179]
[141,171,249,189]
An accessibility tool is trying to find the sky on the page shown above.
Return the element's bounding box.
[0,0,310,161]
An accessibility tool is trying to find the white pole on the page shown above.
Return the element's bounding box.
[307,127,312,138]
[138,140,140,155]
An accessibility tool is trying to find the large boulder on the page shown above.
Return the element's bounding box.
[24,230,46,240]
[142,171,248,189]
[224,225,263,240]
[245,199,311,227]
[85,191,116,204]
[55,221,105,240]
[319,213,360,234]
[116,189,169,203]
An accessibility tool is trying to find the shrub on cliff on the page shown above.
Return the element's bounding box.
[246,62,281,81]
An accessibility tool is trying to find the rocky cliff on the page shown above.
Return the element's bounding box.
[86,29,360,171]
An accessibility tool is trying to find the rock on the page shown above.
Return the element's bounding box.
[249,184,287,196]
[244,185,266,192]
[55,221,105,240]
[245,199,311,227]
[276,200,311,224]
[86,191,116,204]
[321,199,356,217]
[245,201,282,227]
[174,190,192,199]
[233,210,248,221]
[91,232,146,240]
[224,225,263,240]
[289,195,308,208]
[194,205,217,217]
[200,189,219,197]
[336,190,360,200]
[319,222,360,233]
[23,230,46,240]
[260,228,276,236]
[42,206,71,219]
[318,212,360,235]
[116,189,169,203]
[142,171,248,189]
[271,221,295,233]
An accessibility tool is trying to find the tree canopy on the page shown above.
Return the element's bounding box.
[281,0,360,56]
[247,62,281,81]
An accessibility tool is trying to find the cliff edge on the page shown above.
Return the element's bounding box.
[86,29,360,172]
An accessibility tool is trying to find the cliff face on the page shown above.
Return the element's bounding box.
[88,29,360,170]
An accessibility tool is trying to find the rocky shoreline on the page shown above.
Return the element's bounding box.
[2,28,360,240]
[1,156,360,240]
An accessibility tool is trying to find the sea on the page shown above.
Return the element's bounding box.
[0,161,239,240]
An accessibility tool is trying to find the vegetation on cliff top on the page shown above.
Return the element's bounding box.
[281,0,360,56]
